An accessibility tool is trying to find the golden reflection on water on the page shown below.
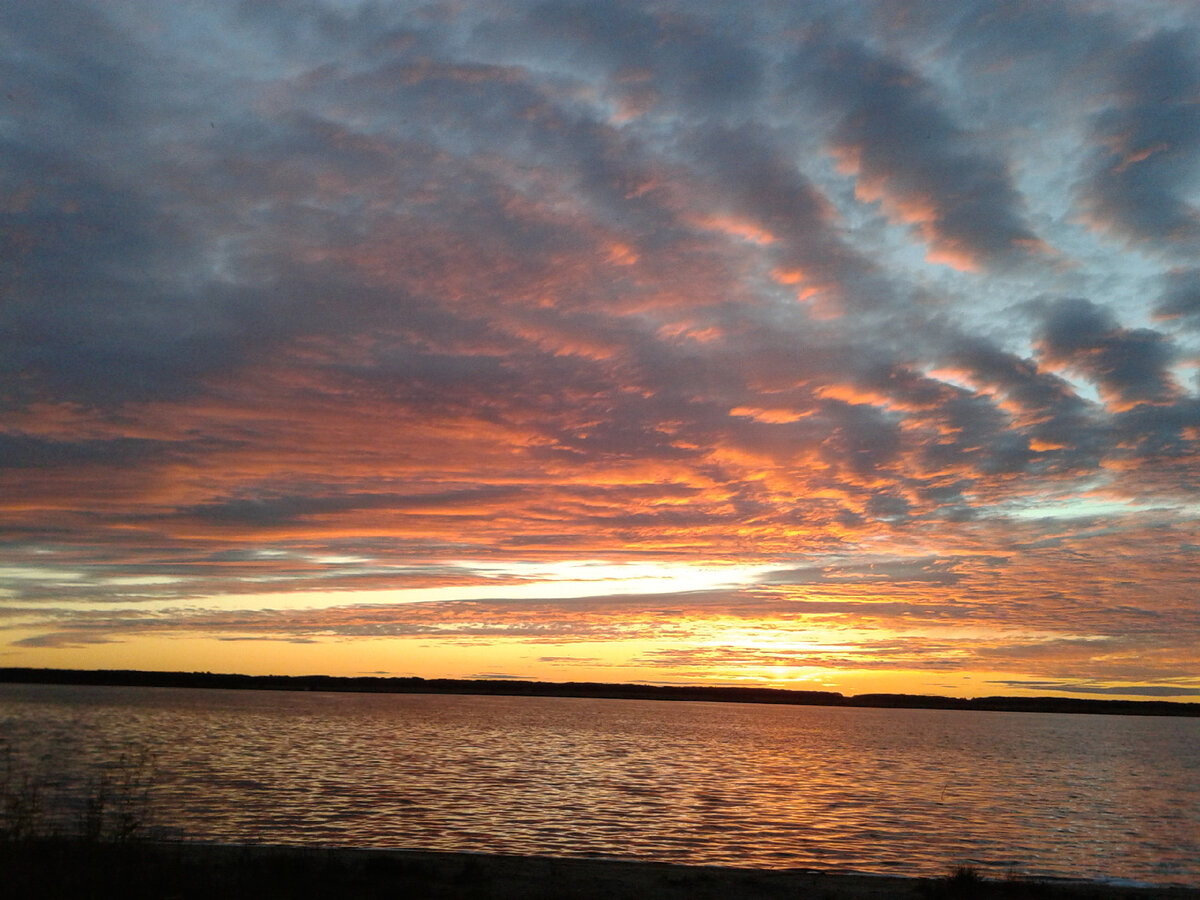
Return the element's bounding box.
[2,684,1197,886]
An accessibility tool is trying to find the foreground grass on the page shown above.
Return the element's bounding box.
[2,839,410,900]
[914,866,1195,900]
[2,741,155,845]
[3,840,1198,900]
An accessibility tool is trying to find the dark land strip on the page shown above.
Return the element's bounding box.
[3,667,1198,716]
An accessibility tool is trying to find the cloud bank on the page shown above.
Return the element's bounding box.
[2,0,1198,698]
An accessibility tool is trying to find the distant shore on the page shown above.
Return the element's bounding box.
[3,667,1199,717]
[4,841,1198,899]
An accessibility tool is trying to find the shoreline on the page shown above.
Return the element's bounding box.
[5,841,1198,899]
[4,667,1199,717]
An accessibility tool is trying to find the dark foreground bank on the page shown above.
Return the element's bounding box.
[4,841,1197,900]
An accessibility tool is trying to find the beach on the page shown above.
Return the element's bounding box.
[5,841,1198,899]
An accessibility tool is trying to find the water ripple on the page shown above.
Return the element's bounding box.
[2,685,1197,886]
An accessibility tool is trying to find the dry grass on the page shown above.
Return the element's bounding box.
[0,739,155,843]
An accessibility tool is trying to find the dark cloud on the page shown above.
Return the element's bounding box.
[0,435,167,470]
[483,0,764,117]
[0,2,271,408]
[1077,29,1200,250]
[1035,298,1179,408]
[816,400,903,475]
[681,125,890,310]
[178,486,529,527]
[946,338,1081,416]
[794,35,1045,270]
[1110,398,1200,465]
[1155,268,1200,325]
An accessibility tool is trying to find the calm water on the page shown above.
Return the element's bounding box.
[1,684,1197,886]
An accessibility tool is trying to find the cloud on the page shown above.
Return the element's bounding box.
[795,35,1046,271]
[12,630,123,649]
[1,1,1199,692]
[679,125,889,312]
[483,0,764,118]
[178,487,530,528]
[464,672,531,680]
[0,435,169,470]
[537,656,604,664]
[1076,29,1200,250]
[989,680,1200,698]
[1035,298,1179,409]
[761,555,970,587]
[1156,268,1200,325]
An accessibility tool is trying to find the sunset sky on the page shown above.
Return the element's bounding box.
[3,0,1199,700]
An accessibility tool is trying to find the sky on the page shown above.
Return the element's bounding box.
[2,0,1200,701]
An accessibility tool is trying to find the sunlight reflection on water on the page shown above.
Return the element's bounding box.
[2,684,1197,886]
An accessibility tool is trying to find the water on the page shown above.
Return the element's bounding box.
[1,684,1197,886]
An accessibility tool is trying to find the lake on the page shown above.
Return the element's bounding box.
[1,684,1197,886]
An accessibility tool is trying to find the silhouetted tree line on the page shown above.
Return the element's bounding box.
[2,668,1196,717]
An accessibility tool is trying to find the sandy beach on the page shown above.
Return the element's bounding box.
[5,841,1198,899]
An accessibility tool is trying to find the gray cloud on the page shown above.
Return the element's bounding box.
[482,0,765,117]
[178,486,529,527]
[1036,298,1179,408]
[1156,268,1200,325]
[794,35,1045,270]
[761,555,968,586]
[989,680,1200,698]
[0,435,168,470]
[1077,29,1200,250]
